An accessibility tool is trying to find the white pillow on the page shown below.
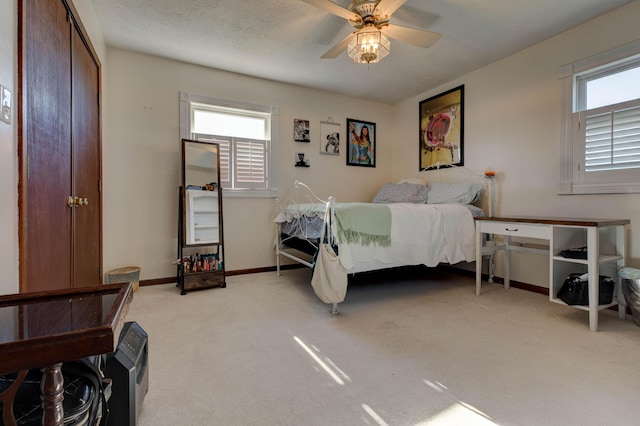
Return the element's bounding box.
[396,177,427,186]
[373,182,430,204]
[426,182,482,204]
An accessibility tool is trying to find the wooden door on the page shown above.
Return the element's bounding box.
[71,17,102,288]
[21,0,73,292]
[19,0,102,292]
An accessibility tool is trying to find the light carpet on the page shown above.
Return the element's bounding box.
[126,267,640,426]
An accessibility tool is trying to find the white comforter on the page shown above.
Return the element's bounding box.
[336,203,476,274]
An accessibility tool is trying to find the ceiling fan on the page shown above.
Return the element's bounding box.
[303,0,441,64]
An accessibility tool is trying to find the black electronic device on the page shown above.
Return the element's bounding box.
[105,321,149,426]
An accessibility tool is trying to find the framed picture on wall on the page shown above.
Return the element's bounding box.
[419,85,464,170]
[320,121,340,155]
[346,118,375,167]
[294,118,310,142]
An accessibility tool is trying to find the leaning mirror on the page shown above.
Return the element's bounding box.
[182,139,222,246]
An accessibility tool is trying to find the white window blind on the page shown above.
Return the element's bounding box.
[194,135,268,190]
[194,135,231,183]
[235,139,266,186]
[584,102,640,172]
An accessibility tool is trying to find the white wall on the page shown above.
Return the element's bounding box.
[102,49,394,279]
[393,1,640,287]
[0,0,17,295]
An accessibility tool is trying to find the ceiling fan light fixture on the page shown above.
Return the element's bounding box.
[347,28,390,64]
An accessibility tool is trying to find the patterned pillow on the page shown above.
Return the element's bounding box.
[372,182,430,204]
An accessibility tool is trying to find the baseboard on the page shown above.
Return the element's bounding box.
[139,263,307,285]
[139,277,175,287]
[139,264,633,315]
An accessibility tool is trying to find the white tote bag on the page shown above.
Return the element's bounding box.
[311,203,347,304]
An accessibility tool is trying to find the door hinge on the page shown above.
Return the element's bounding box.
[98,180,102,192]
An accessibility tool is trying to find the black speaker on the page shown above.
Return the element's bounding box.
[105,321,149,426]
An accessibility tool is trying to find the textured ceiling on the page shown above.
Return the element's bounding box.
[89,0,634,104]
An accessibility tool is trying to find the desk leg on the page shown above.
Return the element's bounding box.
[476,225,482,296]
[587,227,599,332]
[504,235,510,290]
[41,363,64,426]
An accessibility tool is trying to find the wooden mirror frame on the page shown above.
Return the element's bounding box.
[181,139,223,247]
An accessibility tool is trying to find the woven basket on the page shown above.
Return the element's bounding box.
[106,266,141,292]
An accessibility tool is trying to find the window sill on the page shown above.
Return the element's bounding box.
[221,189,278,198]
[559,181,640,195]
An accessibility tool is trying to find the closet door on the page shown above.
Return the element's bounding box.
[71,18,102,288]
[21,0,73,292]
[19,0,102,292]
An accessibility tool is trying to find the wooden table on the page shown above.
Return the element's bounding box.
[476,216,629,331]
[0,283,133,426]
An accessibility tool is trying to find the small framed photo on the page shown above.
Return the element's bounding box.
[294,118,310,142]
[346,118,375,167]
[320,121,340,155]
[295,152,309,167]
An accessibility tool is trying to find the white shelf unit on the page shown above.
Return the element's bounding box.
[185,189,219,245]
[476,217,629,331]
[550,224,626,314]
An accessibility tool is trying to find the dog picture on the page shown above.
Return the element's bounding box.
[320,121,340,155]
[325,132,339,154]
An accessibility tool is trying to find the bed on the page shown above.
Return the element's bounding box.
[274,171,496,313]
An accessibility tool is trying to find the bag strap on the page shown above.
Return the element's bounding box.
[319,201,332,246]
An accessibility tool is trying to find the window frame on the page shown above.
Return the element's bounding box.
[558,39,640,194]
[180,91,279,198]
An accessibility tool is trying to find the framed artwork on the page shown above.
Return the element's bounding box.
[346,118,375,167]
[419,85,464,170]
[293,118,310,142]
[294,152,309,167]
[320,121,340,155]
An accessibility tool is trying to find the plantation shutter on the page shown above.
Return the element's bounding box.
[234,138,267,189]
[583,100,640,172]
[194,134,230,185]
[194,134,266,189]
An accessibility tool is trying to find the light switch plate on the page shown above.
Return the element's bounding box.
[1,84,12,125]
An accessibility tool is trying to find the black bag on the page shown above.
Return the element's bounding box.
[557,273,615,306]
[558,246,588,259]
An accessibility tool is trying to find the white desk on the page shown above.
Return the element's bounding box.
[475,216,629,331]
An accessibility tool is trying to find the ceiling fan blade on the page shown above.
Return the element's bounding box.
[374,0,407,18]
[321,32,357,58]
[302,0,361,22]
[383,24,441,48]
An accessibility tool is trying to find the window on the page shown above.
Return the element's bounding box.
[180,92,279,197]
[559,40,640,194]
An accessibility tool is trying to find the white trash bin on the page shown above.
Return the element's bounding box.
[618,267,640,327]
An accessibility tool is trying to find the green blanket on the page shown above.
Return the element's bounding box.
[334,203,391,247]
